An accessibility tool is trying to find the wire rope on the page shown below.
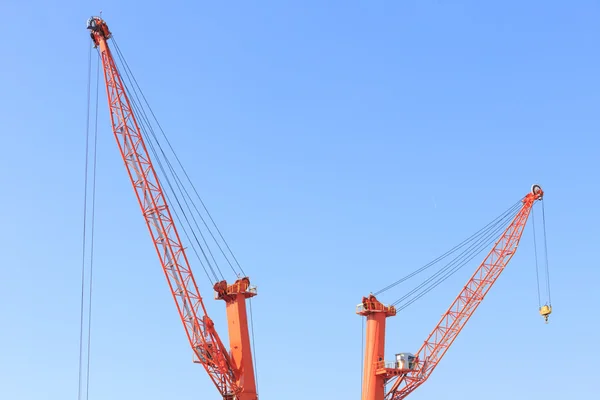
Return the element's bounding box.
[77,40,93,400]
[375,200,522,296]
[369,197,523,313]
[112,38,245,278]
[83,51,101,400]
[249,298,259,395]
[107,41,223,283]
[532,208,542,308]
[78,43,100,400]
[542,201,552,305]
[361,317,365,394]
[393,206,519,311]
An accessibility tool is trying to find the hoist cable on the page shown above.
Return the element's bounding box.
[108,42,222,283]
[360,317,364,394]
[381,200,521,297]
[111,39,238,280]
[145,132,227,280]
[138,106,224,283]
[129,94,222,283]
[393,206,519,310]
[532,208,542,308]
[542,201,552,305]
[117,37,245,278]
[249,298,259,395]
[394,211,517,312]
[84,53,101,400]
[135,94,223,283]
[112,63,220,284]
[151,133,241,279]
[166,163,239,277]
[401,207,518,305]
[78,44,100,400]
[108,41,221,283]
[166,159,226,277]
[77,40,93,400]
[375,199,522,296]
[123,83,225,283]
[112,38,245,278]
[380,200,520,305]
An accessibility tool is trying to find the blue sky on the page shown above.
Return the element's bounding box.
[1,1,599,399]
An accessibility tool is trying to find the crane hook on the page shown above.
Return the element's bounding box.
[539,304,552,324]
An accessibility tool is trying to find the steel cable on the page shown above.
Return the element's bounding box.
[77,40,93,400]
[542,201,552,305]
[394,209,518,311]
[393,206,519,310]
[532,208,542,308]
[78,44,100,400]
[108,40,223,283]
[375,200,522,296]
[112,38,245,279]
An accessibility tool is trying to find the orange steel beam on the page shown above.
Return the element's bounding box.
[357,295,397,400]
[214,278,258,400]
[87,16,257,400]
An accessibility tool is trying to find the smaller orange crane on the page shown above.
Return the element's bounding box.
[359,184,551,400]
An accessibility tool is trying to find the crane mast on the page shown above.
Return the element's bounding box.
[358,185,544,400]
[87,17,257,400]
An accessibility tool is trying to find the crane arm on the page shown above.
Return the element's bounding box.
[385,185,544,400]
[87,17,242,397]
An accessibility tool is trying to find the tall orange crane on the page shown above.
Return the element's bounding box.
[87,16,258,400]
[358,184,551,400]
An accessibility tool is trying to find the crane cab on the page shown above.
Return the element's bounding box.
[395,353,416,371]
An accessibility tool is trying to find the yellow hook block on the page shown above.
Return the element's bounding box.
[540,304,552,324]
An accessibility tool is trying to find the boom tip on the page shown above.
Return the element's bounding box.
[531,184,543,199]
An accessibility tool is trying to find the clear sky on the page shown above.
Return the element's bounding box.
[1,1,598,399]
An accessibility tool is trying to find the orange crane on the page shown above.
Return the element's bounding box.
[87,16,258,400]
[358,184,550,400]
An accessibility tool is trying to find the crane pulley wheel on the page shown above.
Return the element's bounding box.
[531,184,543,197]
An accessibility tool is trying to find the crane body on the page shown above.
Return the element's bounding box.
[359,185,545,400]
[87,17,257,400]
